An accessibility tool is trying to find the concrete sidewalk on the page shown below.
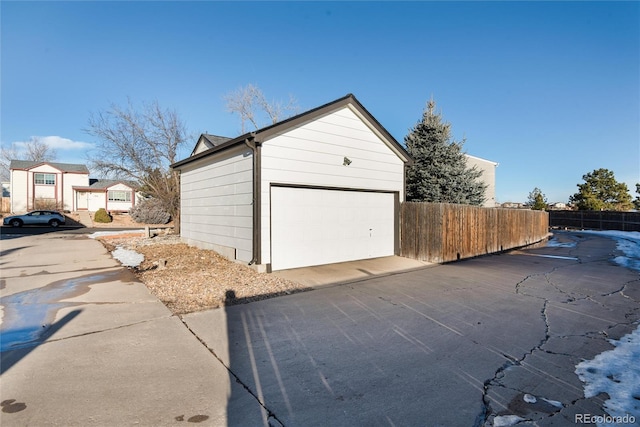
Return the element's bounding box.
[0,232,266,426]
[272,255,432,287]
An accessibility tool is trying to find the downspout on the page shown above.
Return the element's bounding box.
[244,133,261,266]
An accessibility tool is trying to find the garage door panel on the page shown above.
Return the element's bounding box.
[270,187,395,270]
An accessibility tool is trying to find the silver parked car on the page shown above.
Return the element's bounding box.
[3,210,66,228]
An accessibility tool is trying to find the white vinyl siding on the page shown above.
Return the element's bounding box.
[179,146,254,262]
[87,192,105,212]
[465,155,498,207]
[105,183,135,211]
[10,169,28,212]
[260,106,405,265]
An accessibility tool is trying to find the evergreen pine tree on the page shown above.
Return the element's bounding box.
[569,168,633,211]
[527,187,547,210]
[405,99,486,205]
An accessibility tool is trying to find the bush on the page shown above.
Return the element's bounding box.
[129,198,170,224]
[94,208,112,223]
[34,197,63,211]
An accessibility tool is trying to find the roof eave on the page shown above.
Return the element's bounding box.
[172,132,254,169]
[172,93,414,168]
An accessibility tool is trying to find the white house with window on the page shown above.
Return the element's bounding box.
[8,160,139,213]
[9,160,90,212]
[72,180,140,212]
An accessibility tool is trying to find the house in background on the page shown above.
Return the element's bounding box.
[8,160,138,213]
[465,154,499,207]
[190,134,232,156]
[9,160,90,212]
[172,94,413,272]
[72,179,140,212]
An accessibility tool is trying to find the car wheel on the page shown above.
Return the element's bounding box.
[49,219,60,228]
[10,219,23,227]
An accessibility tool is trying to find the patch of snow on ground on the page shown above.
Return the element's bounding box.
[546,237,577,248]
[541,397,563,408]
[111,247,144,268]
[530,254,579,261]
[492,415,526,426]
[571,230,640,425]
[88,230,146,239]
[578,230,640,272]
[575,325,640,425]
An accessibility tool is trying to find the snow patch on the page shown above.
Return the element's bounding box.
[577,230,640,272]
[88,230,146,239]
[575,325,640,424]
[529,254,579,261]
[546,237,577,248]
[493,415,526,426]
[523,393,537,404]
[567,230,640,424]
[541,397,563,408]
[111,247,144,268]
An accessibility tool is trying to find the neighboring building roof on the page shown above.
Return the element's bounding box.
[73,179,139,191]
[89,179,139,190]
[190,134,233,156]
[9,160,90,174]
[202,134,233,146]
[173,93,412,169]
[464,154,499,167]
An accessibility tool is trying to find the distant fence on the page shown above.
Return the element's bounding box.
[400,203,549,263]
[549,210,640,232]
[1,197,9,213]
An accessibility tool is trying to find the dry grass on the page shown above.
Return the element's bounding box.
[98,235,310,315]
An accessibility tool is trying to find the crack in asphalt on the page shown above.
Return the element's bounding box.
[476,234,640,426]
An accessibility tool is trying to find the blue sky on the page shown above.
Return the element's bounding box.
[2,1,638,204]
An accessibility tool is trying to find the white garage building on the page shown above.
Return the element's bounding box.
[172,94,412,272]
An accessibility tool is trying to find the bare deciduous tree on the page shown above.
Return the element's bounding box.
[85,100,188,233]
[224,84,299,133]
[0,137,58,181]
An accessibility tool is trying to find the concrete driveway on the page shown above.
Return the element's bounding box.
[183,232,640,426]
[0,231,264,426]
[1,230,638,426]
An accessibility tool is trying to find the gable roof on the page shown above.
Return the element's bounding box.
[89,179,139,190]
[73,179,139,192]
[173,93,412,169]
[9,160,89,174]
[190,134,233,156]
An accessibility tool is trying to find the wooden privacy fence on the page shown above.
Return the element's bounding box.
[549,210,640,232]
[1,197,9,213]
[400,203,549,263]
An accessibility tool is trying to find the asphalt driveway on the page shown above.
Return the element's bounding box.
[1,230,638,426]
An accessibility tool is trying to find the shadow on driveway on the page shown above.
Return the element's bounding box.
[1,310,82,375]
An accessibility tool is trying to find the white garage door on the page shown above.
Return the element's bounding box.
[270,187,396,270]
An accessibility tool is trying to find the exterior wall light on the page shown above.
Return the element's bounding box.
[343,157,352,166]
